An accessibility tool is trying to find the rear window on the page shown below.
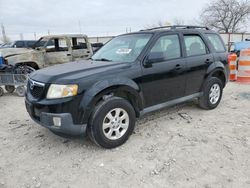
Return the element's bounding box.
[206,34,226,52]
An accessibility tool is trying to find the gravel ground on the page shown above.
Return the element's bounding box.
[0,82,250,188]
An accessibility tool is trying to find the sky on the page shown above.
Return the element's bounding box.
[0,0,210,41]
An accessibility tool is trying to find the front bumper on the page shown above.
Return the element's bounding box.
[25,98,87,136]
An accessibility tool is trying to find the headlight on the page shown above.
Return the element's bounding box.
[46,84,78,99]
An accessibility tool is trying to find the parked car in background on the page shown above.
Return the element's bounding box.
[230,40,250,56]
[0,40,38,49]
[25,25,229,149]
[0,34,93,70]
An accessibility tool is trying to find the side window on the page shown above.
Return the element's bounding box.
[26,41,36,48]
[15,41,24,48]
[149,34,181,61]
[72,37,88,50]
[184,35,207,57]
[45,38,68,52]
[206,34,226,52]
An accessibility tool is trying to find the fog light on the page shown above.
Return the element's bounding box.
[53,117,61,127]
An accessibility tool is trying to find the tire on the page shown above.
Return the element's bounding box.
[88,97,136,149]
[198,77,223,110]
[16,86,26,97]
[0,87,4,96]
[5,85,15,93]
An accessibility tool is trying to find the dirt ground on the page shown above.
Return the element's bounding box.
[0,82,250,188]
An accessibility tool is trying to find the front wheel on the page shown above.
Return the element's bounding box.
[5,85,15,93]
[88,97,136,149]
[198,77,223,110]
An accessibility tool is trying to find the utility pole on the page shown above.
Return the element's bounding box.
[1,23,7,43]
[78,20,82,34]
[20,33,24,40]
[34,32,37,40]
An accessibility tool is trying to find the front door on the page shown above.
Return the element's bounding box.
[141,34,187,107]
[44,38,72,67]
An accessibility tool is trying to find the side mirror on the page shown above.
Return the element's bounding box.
[144,52,165,66]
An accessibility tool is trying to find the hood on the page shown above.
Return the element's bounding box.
[0,48,36,58]
[30,60,130,84]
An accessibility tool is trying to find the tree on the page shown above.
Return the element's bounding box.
[201,0,250,33]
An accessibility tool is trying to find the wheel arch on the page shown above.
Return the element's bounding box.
[80,78,143,124]
[205,62,227,87]
[15,61,40,70]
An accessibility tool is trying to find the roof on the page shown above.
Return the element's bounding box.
[41,34,88,39]
[124,25,217,35]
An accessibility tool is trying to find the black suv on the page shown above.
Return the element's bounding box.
[25,26,229,148]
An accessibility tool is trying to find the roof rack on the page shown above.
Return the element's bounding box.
[141,25,210,31]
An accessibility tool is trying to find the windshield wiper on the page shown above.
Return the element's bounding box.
[92,58,113,62]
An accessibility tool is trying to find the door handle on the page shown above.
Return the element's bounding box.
[175,64,182,70]
[67,54,71,56]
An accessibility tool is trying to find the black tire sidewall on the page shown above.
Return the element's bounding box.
[0,87,4,96]
[202,77,223,109]
[89,97,136,148]
[5,85,15,93]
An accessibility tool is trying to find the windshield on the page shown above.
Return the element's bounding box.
[91,34,152,63]
[32,37,54,49]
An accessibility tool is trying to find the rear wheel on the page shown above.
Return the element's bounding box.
[198,77,223,110]
[5,85,15,93]
[88,97,136,149]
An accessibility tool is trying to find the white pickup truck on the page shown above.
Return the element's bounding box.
[0,34,93,70]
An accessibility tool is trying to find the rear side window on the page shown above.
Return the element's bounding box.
[206,34,226,52]
[72,37,88,50]
[150,34,181,60]
[184,35,207,57]
[15,41,24,48]
[26,41,36,48]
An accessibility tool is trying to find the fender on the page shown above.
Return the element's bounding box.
[206,61,224,75]
[201,61,228,90]
[79,77,143,123]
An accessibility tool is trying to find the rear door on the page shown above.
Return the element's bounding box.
[141,33,187,107]
[71,37,93,60]
[183,33,214,95]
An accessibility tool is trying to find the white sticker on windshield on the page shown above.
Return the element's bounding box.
[116,48,132,54]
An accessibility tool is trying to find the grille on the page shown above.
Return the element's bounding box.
[28,79,45,99]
